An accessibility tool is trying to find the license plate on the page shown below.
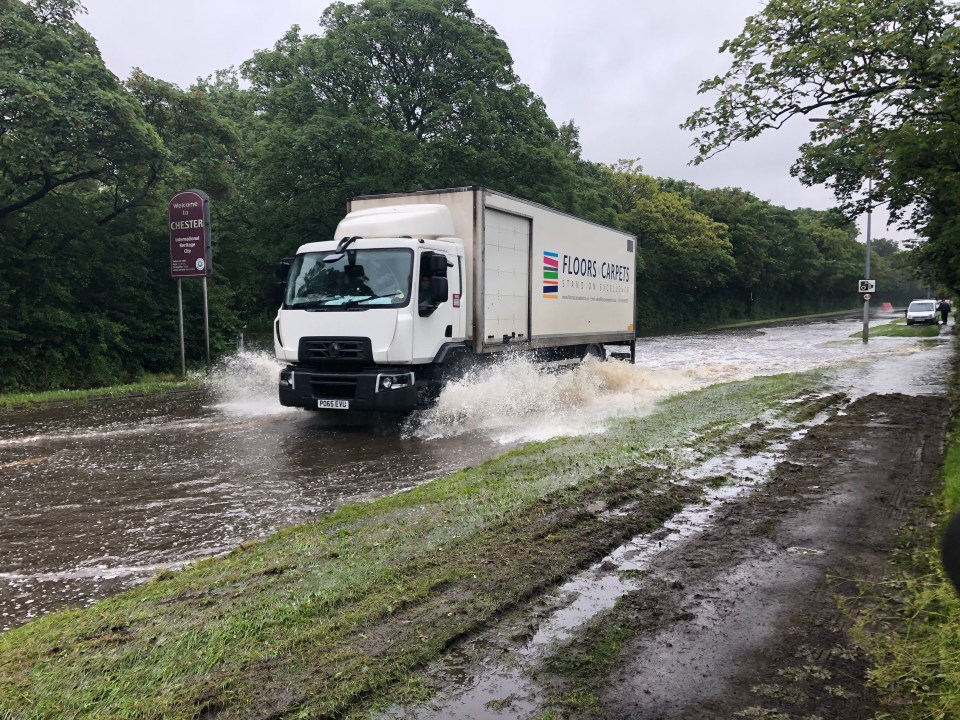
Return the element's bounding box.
[317,399,350,410]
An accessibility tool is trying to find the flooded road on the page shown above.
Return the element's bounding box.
[0,317,952,631]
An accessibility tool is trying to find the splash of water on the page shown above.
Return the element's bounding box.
[205,350,293,417]
[203,350,701,438]
[410,355,699,443]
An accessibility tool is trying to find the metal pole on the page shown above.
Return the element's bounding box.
[863,178,872,344]
[177,279,186,377]
[202,276,211,374]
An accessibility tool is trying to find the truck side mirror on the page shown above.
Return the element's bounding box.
[429,253,449,275]
[276,257,293,281]
[431,276,448,304]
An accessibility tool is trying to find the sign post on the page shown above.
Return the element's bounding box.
[168,189,213,374]
[858,280,876,345]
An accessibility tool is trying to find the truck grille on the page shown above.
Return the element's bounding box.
[309,374,358,399]
[298,337,371,366]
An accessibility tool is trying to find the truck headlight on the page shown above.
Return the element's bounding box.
[377,372,414,392]
[279,369,295,389]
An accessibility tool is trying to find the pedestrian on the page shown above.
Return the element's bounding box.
[939,298,951,325]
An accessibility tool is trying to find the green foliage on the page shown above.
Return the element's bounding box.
[850,530,960,719]
[683,0,960,294]
[0,0,240,391]
[0,0,162,222]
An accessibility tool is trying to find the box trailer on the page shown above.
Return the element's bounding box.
[275,187,636,412]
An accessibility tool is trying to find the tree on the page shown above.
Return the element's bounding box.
[602,161,735,329]
[231,0,618,308]
[0,0,164,223]
[0,0,240,390]
[682,0,960,290]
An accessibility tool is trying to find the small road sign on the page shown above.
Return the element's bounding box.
[858,279,876,292]
[864,293,871,300]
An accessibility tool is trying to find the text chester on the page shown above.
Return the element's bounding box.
[170,219,205,230]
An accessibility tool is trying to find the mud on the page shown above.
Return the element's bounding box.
[586,392,949,719]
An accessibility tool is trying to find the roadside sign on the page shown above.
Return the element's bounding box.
[168,189,213,377]
[168,189,212,278]
[858,279,876,292]
[864,293,871,300]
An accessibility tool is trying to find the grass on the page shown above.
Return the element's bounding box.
[846,505,960,719]
[0,372,823,720]
[850,322,942,338]
[0,375,200,410]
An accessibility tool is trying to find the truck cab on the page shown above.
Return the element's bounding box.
[275,205,465,411]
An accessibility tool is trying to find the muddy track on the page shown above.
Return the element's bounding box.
[589,393,949,719]
[385,392,949,720]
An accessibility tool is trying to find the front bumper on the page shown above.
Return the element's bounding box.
[278,365,422,412]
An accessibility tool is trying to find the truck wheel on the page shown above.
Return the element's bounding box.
[442,350,475,383]
[582,344,605,362]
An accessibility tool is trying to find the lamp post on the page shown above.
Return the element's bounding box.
[863,177,872,344]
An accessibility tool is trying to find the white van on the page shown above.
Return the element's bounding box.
[906,299,938,325]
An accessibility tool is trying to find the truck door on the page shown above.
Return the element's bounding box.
[482,209,531,345]
[413,249,458,362]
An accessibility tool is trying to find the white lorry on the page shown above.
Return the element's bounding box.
[274,187,636,412]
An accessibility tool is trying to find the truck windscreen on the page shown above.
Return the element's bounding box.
[284,249,413,309]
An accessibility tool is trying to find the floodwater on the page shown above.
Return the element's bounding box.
[0,317,952,631]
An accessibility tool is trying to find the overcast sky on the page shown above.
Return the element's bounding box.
[77,0,905,243]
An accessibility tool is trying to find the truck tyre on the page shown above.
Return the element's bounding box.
[582,344,605,362]
[442,349,475,383]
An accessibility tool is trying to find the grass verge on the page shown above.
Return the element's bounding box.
[0,375,200,410]
[851,322,941,338]
[0,372,823,720]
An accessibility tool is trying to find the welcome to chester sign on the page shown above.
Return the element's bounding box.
[168,189,212,278]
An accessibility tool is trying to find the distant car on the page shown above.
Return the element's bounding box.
[877,301,896,318]
[906,299,939,325]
